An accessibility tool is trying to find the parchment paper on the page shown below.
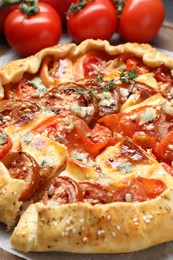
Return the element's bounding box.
[0,35,173,259]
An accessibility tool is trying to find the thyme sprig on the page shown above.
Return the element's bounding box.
[76,68,138,95]
[120,69,138,84]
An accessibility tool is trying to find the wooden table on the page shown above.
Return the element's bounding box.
[0,21,173,260]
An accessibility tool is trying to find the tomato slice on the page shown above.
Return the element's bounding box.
[161,162,173,177]
[83,124,114,157]
[0,130,12,159]
[154,65,173,84]
[32,114,90,153]
[126,57,150,74]
[0,100,40,129]
[1,152,40,201]
[42,176,83,205]
[83,56,105,78]
[112,176,167,202]
[77,78,120,118]
[80,181,115,205]
[132,132,156,151]
[41,82,99,127]
[4,74,48,101]
[98,114,122,135]
[154,131,173,165]
[120,105,173,144]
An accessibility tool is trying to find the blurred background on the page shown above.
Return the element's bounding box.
[163,0,172,22]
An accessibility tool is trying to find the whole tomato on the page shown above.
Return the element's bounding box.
[67,0,118,43]
[39,0,76,24]
[5,3,62,57]
[0,7,13,35]
[119,0,165,43]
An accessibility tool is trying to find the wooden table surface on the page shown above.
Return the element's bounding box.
[0,21,173,260]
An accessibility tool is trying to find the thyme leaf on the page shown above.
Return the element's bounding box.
[76,68,138,96]
[120,69,138,84]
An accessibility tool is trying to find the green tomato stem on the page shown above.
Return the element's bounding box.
[20,0,39,16]
[0,0,20,10]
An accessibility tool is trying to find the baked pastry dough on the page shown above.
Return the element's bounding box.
[0,39,173,254]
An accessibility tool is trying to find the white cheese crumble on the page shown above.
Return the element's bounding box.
[139,107,158,125]
[31,77,48,96]
[0,131,7,144]
[120,88,129,97]
[70,104,93,118]
[119,162,133,173]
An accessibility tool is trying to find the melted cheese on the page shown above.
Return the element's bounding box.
[96,141,173,189]
[60,158,99,181]
[121,93,169,113]
[135,73,159,90]
[54,58,74,84]
[21,134,67,174]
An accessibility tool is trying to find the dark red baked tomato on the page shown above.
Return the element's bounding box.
[1,152,40,201]
[5,3,62,56]
[42,176,83,205]
[155,131,173,165]
[119,0,165,43]
[40,83,99,127]
[80,181,115,205]
[67,0,118,43]
[0,100,40,128]
[154,65,173,84]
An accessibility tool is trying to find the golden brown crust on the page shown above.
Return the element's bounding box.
[10,188,173,253]
[0,40,173,97]
[0,162,25,229]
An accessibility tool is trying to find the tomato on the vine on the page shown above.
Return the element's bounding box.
[119,0,165,43]
[0,8,12,35]
[4,3,62,57]
[67,0,118,43]
[39,0,76,24]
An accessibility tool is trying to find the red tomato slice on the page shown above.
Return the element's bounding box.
[126,58,150,75]
[112,176,167,202]
[1,152,40,201]
[41,82,99,127]
[0,130,12,160]
[84,124,114,156]
[155,131,173,165]
[83,56,105,78]
[120,106,173,144]
[80,181,115,205]
[98,114,122,135]
[161,162,173,177]
[154,65,173,84]
[42,176,83,205]
[132,132,156,151]
[32,114,90,152]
